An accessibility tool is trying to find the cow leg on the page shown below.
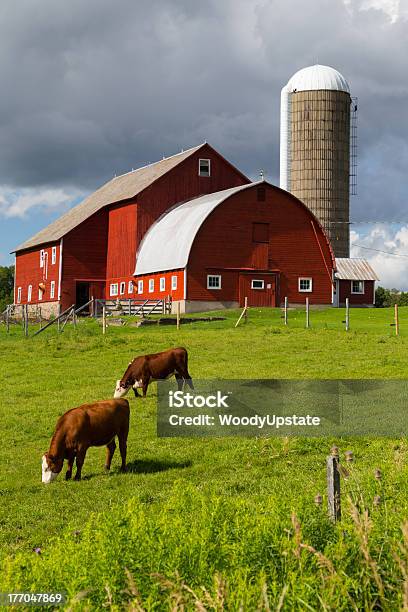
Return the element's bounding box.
[133,387,140,398]
[118,428,128,472]
[142,376,150,397]
[105,439,116,471]
[175,372,184,391]
[74,447,87,481]
[65,452,75,480]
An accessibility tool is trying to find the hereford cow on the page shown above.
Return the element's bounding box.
[114,347,193,399]
[41,399,130,483]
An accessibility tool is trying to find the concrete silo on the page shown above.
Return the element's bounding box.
[280,64,353,257]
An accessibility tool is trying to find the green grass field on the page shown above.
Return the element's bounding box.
[1,306,408,610]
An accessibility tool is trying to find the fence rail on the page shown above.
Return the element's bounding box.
[93,298,171,318]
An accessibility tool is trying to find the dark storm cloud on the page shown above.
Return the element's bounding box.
[0,0,407,221]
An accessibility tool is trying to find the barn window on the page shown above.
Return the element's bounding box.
[50,281,55,299]
[17,287,22,303]
[110,283,118,297]
[257,187,266,202]
[40,249,45,268]
[251,279,265,290]
[199,158,211,177]
[38,287,43,300]
[351,280,364,294]
[207,275,221,290]
[120,282,126,295]
[51,246,57,265]
[252,223,269,243]
[299,278,312,292]
[27,285,32,302]
[137,280,143,294]
[128,281,134,294]
[171,275,178,290]
[160,277,166,292]
[149,279,155,293]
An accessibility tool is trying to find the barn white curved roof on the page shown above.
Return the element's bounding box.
[134,182,257,275]
[284,64,350,94]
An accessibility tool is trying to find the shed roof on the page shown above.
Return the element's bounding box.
[335,258,379,281]
[14,143,208,252]
[134,182,260,276]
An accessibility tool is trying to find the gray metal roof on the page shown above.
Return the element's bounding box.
[134,182,261,275]
[14,144,206,252]
[335,258,379,281]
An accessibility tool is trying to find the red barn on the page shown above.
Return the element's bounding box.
[12,142,377,315]
[13,143,248,316]
[133,181,335,310]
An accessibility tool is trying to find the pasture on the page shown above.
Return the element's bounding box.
[1,306,408,609]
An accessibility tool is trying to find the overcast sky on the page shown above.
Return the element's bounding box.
[0,0,407,287]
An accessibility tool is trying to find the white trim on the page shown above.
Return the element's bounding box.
[149,278,154,293]
[110,283,118,297]
[57,238,63,300]
[198,158,211,177]
[160,277,166,292]
[171,275,177,290]
[27,285,32,302]
[298,277,313,292]
[119,281,126,295]
[137,280,143,294]
[251,279,265,290]
[17,286,22,303]
[207,274,222,290]
[128,281,134,294]
[184,269,187,300]
[50,281,55,299]
[51,246,57,265]
[351,280,364,294]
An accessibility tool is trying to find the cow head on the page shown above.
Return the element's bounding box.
[41,453,62,484]
[114,380,130,399]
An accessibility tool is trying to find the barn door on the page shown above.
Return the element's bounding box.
[239,274,277,307]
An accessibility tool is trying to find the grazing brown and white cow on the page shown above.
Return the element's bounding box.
[41,399,130,483]
[114,347,194,399]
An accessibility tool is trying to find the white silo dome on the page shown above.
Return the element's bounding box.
[284,64,350,94]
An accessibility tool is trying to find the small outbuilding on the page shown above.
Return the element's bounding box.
[333,258,379,307]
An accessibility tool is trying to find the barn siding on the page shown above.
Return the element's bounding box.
[187,185,334,305]
[61,209,108,310]
[14,243,61,304]
[108,269,184,301]
[106,200,137,279]
[136,144,249,247]
[338,279,375,305]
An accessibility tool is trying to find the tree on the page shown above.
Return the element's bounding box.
[0,266,14,312]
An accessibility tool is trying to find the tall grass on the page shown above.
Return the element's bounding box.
[1,484,408,610]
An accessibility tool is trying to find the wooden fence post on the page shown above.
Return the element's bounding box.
[345,298,350,331]
[57,303,61,333]
[39,307,43,330]
[102,305,107,335]
[284,297,288,326]
[235,297,249,328]
[395,303,399,336]
[305,298,310,329]
[24,304,29,337]
[176,301,181,330]
[6,306,10,333]
[327,446,341,522]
